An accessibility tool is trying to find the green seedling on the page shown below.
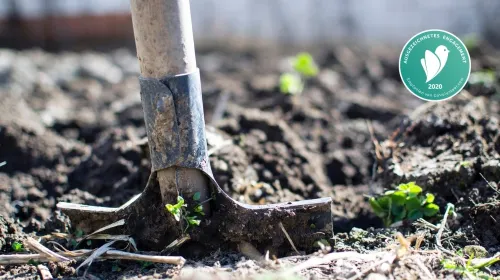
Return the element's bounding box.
[292,52,319,77]
[166,196,187,222]
[165,194,205,233]
[459,161,472,168]
[280,73,303,95]
[11,241,24,252]
[280,52,318,95]
[442,252,499,280]
[369,182,440,227]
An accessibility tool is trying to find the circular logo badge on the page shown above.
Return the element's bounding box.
[399,29,471,101]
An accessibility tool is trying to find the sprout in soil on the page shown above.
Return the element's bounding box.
[280,52,318,95]
[11,241,24,252]
[369,182,440,227]
[165,192,205,233]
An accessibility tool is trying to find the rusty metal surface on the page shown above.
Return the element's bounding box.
[139,69,212,175]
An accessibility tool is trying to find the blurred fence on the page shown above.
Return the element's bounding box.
[0,0,499,50]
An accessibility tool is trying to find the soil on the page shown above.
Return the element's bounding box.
[0,41,500,279]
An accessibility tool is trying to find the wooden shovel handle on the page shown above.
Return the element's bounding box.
[130,0,196,77]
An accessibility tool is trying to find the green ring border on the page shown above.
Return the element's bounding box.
[398,29,471,102]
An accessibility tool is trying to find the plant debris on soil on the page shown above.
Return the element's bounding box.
[1,41,500,279]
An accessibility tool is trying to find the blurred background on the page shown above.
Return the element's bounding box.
[1,0,500,50]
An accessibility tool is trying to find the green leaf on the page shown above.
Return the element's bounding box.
[391,206,407,222]
[384,190,395,195]
[176,196,185,207]
[280,73,304,95]
[391,191,407,206]
[406,182,422,196]
[405,197,421,211]
[193,204,204,215]
[0,161,6,168]
[377,196,391,210]
[11,242,23,252]
[442,259,457,269]
[423,203,440,217]
[407,209,423,220]
[369,197,386,218]
[186,216,201,226]
[193,192,201,201]
[165,204,181,221]
[397,183,410,191]
[425,193,435,204]
[292,52,319,77]
[165,204,175,213]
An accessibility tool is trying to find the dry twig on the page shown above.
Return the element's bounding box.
[279,222,300,255]
[0,249,185,266]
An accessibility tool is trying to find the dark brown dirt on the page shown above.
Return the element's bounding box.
[0,41,500,279]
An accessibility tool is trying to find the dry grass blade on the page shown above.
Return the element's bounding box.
[84,219,125,239]
[77,240,116,276]
[85,234,130,241]
[479,173,500,195]
[26,237,70,262]
[164,235,190,252]
[279,222,300,255]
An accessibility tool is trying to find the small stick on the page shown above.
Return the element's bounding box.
[479,173,500,195]
[279,222,300,255]
[0,250,186,266]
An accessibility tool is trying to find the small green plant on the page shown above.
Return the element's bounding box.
[442,252,499,280]
[165,192,205,233]
[11,241,24,252]
[369,182,440,227]
[280,52,318,95]
[292,52,319,77]
[459,161,472,168]
[280,73,303,95]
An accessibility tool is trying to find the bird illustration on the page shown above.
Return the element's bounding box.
[420,45,450,83]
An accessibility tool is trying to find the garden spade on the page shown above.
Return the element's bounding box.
[57,0,333,253]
